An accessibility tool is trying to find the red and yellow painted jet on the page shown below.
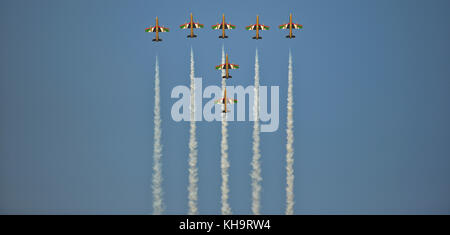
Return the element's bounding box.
[145,17,169,42]
[279,14,303,39]
[215,53,239,79]
[215,88,237,113]
[246,15,269,40]
[212,14,236,39]
[180,13,204,38]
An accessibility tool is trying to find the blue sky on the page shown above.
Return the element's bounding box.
[0,0,449,214]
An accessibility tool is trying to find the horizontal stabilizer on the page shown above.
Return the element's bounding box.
[152,38,162,42]
[252,36,262,40]
[187,34,197,38]
[286,35,296,38]
[219,35,229,39]
[222,75,232,79]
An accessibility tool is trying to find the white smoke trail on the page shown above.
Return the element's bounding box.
[286,50,295,215]
[188,48,199,215]
[152,56,164,215]
[220,45,232,215]
[251,49,262,215]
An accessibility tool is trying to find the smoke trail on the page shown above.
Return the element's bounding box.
[188,48,199,215]
[251,49,262,215]
[285,50,295,215]
[220,45,232,215]
[152,56,164,215]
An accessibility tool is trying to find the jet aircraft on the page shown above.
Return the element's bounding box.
[246,15,269,39]
[180,13,204,38]
[212,14,236,39]
[215,53,239,79]
[279,13,303,38]
[145,17,169,42]
[215,88,237,113]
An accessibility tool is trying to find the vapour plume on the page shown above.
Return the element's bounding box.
[152,56,164,215]
[251,49,262,215]
[188,48,199,215]
[285,50,295,215]
[220,45,232,215]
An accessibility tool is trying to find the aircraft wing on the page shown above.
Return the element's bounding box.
[279,23,303,29]
[293,23,303,29]
[180,23,204,29]
[227,98,238,104]
[279,24,289,29]
[228,64,239,69]
[159,26,170,32]
[215,98,237,104]
[212,23,236,30]
[246,24,270,30]
[215,64,226,70]
[215,64,239,70]
[225,24,236,29]
[146,26,169,32]
[145,26,156,32]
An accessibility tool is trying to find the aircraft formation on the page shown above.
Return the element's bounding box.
[146,13,302,112]
[145,13,303,41]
